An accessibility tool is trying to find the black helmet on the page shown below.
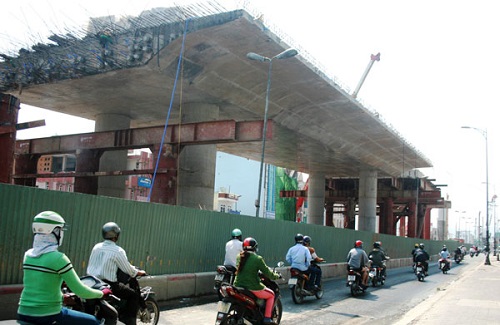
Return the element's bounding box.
[303,236,311,244]
[295,233,304,243]
[102,222,121,240]
[243,237,258,251]
[419,243,425,249]
[373,242,381,248]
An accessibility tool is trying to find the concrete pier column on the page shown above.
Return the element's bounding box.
[95,113,131,198]
[307,172,325,225]
[177,102,219,210]
[437,208,446,240]
[358,169,378,232]
[0,94,20,184]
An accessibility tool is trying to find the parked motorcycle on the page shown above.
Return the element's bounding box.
[214,265,236,300]
[438,258,450,274]
[288,261,324,304]
[346,267,365,297]
[415,261,425,281]
[63,274,160,325]
[368,265,385,287]
[215,262,284,325]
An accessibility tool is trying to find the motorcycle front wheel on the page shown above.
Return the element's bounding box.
[137,297,160,325]
[291,284,304,304]
[219,306,245,325]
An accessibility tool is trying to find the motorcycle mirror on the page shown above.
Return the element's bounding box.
[277,261,285,268]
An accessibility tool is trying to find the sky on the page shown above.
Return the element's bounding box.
[3,0,500,236]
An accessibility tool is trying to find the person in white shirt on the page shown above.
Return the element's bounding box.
[87,222,146,325]
[224,228,243,269]
[439,245,451,270]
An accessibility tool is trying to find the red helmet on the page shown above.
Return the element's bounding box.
[355,240,363,248]
[243,237,258,251]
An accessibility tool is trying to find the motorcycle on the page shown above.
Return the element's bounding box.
[214,265,237,300]
[215,262,284,325]
[368,265,385,287]
[454,253,462,264]
[415,261,425,281]
[346,267,365,297]
[288,261,324,304]
[438,258,450,274]
[63,274,160,325]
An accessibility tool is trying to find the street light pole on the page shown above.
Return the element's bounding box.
[247,48,298,218]
[462,126,490,265]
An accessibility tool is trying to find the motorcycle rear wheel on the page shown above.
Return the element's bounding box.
[137,297,160,325]
[291,284,304,304]
[272,298,283,324]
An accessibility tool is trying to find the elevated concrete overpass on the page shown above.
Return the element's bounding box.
[0,4,444,236]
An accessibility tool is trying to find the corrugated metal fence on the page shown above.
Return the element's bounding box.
[0,183,457,285]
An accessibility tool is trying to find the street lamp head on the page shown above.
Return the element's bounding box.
[247,48,298,63]
[246,52,270,62]
[274,48,298,60]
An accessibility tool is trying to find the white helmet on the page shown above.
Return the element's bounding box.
[32,211,66,246]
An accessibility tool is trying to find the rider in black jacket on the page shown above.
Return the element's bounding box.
[413,243,430,275]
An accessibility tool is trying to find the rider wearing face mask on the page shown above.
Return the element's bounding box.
[17,211,109,325]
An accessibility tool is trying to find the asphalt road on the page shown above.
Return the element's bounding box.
[156,257,476,325]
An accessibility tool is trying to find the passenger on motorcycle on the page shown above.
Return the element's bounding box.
[346,240,370,289]
[303,235,324,290]
[224,228,243,270]
[233,237,281,325]
[411,243,419,263]
[439,245,451,270]
[414,243,430,275]
[18,211,110,325]
[87,222,146,325]
[286,234,312,284]
[368,241,390,278]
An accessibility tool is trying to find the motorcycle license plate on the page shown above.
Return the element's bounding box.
[217,301,231,313]
[288,278,298,285]
[348,275,356,281]
[369,271,376,278]
[215,274,224,281]
[416,267,422,272]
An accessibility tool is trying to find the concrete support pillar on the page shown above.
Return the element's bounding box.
[307,172,325,225]
[74,149,100,194]
[437,208,446,240]
[177,102,219,210]
[407,201,417,238]
[0,94,20,184]
[95,113,131,198]
[358,169,378,232]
